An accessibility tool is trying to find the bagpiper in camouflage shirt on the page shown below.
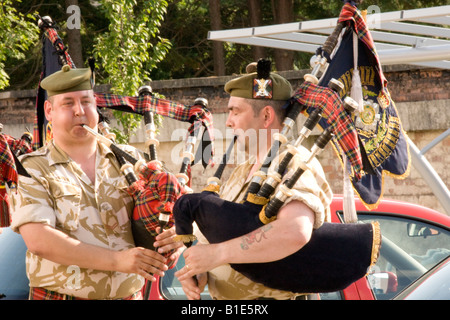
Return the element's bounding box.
[11,140,145,299]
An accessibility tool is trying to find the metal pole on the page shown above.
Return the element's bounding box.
[420,128,450,156]
[407,136,450,215]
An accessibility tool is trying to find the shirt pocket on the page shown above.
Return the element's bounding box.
[114,179,135,217]
[50,180,82,231]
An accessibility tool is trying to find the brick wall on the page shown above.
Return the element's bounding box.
[386,68,450,102]
[0,89,36,126]
[1,65,449,214]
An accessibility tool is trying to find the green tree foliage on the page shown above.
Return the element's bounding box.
[3,0,109,90]
[157,0,449,77]
[0,0,38,90]
[2,0,449,90]
[94,0,171,143]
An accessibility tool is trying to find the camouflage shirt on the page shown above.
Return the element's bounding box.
[10,140,144,299]
[198,145,333,300]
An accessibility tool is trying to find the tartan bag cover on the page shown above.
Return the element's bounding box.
[127,162,186,236]
[126,161,186,259]
[292,81,363,180]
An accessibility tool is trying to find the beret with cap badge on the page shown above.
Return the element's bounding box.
[40,65,92,97]
[224,59,292,101]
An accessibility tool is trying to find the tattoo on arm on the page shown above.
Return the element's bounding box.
[240,224,273,250]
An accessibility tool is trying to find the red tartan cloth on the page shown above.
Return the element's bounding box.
[0,134,18,187]
[0,133,33,227]
[0,133,16,227]
[5,133,33,158]
[0,133,33,186]
[292,81,363,180]
[127,162,186,257]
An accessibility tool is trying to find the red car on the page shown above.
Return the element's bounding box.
[147,195,450,300]
[1,196,449,300]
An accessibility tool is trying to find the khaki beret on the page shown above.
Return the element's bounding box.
[41,65,92,97]
[224,61,292,100]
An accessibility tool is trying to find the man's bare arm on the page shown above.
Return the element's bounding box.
[176,200,315,280]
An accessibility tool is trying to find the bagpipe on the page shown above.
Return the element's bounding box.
[84,87,214,256]
[172,12,383,292]
[84,89,214,300]
[173,96,381,293]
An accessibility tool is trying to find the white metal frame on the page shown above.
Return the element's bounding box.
[208,5,450,69]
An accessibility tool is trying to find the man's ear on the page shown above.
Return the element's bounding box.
[262,105,276,128]
[44,100,53,122]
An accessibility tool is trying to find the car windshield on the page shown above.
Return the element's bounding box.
[394,258,450,300]
[358,214,450,300]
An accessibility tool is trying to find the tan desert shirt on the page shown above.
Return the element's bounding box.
[198,145,333,300]
[11,140,144,299]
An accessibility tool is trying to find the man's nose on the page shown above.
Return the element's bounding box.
[225,112,233,128]
[73,101,85,116]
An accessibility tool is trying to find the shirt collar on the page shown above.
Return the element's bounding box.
[47,139,115,166]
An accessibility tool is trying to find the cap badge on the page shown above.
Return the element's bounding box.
[253,78,273,99]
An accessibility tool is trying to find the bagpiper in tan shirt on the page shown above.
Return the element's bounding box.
[197,144,333,300]
[11,140,145,299]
